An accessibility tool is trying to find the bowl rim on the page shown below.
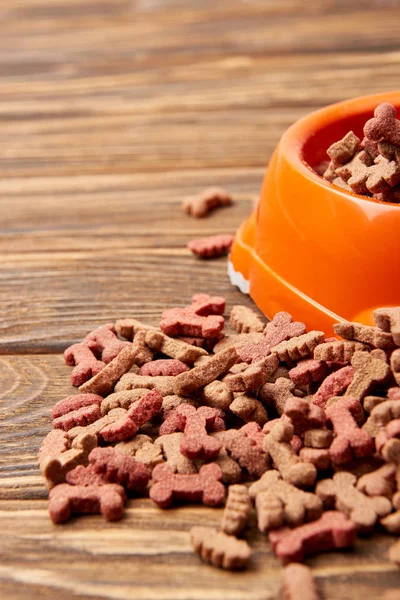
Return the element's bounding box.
[281,90,400,208]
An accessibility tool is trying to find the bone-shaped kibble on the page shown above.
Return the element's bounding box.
[269,510,356,564]
[327,131,360,166]
[115,373,176,396]
[364,102,400,146]
[326,396,373,464]
[271,331,325,365]
[288,359,329,386]
[100,389,163,442]
[174,347,238,396]
[68,408,127,441]
[313,340,368,362]
[303,428,333,449]
[356,463,397,498]
[188,234,233,258]
[53,404,101,432]
[64,343,105,387]
[363,399,400,437]
[190,526,251,570]
[175,404,222,461]
[38,430,97,489]
[374,307,400,346]
[115,317,157,341]
[229,394,268,426]
[210,440,242,484]
[263,420,316,488]
[144,329,207,364]
[336,150,400,195]
[49,483,126,524]
[284,397,325,437]
[85,323,131,364]
[249,470,322,532]
[345,351,390,401]
[154,433,197,474]
[202,380,233,411]
[138,359,189,377]
[375,419,400,463]
[281,563,321,600]
[149,462,225,508]
[115,434,164,471]
[221,484,252,536]
[316,471,392,533]
[183,187,232,218]
[312,366,354,408]
[381,491,400,534]
[299,448,331,471]
[79,344,141,396]
[52,394,104,419]
[162,394,199,414]
[100,389,149,415]
[66,464,106,486]
[223,426,269,478]
[223,355,279,393]
[230,305,265,333]
[391,348,400,385]
[160,294,225,339]
[89,447,150,490]
[259,377,297,415]
[334,321,395,350]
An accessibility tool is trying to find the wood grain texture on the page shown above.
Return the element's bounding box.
[1,0,400,597]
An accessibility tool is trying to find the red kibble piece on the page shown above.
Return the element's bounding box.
[149,462,225,508]
[189,293,226,316]
[183,187,232,218]
[289,359,329,386]
[85,323,131,364]
[160,309,224,339]
[188,234,233,259]
[224,427,269,478]
[52,404,101,432]
[64,343,105,387]
[312,366,354,408]
[364,102,400,146]
[281,564,321,600]
[101,389,163,442]
[326,397,374,464]
[52,394,103,419]
[66,464,107,486]
[89,447,150,490]
[175,404,223,461]
[269,511,356,564]
[49,483,126,524]
[284,397,326,437]
[138,359,189,377]
[264,312,307,349]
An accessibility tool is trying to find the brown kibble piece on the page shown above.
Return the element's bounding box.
[326,396,374,464]
[183,187,232,218]
[49,483,126,524]
[229,394,268,426]
[283,397,326,437]
[327,131,360,166]
[299,448,331,471]
[202,381,233,411]
[391,348,400,385]
[356,463,397,498]
[211,443,242,485]
[223,426,269,478]
[190,526,251,570]
[115,373,176,397]
[115,318,157,341]
[249,470,322,531]
[345,351,391,401]
[115,434,164,471]
[221,485,252,536]
[374,307,400,346]
[223,355,278,393]
[304,429,333,449]
[363,399,400,437]
[68,408,126,441]
[381,492,400,534]
[259,377,297,415]
[79,344,141,396]
[314,340,368,362]
[138,359,189,377]
[263,420,317,488]
[271,331,325,364]
[174,347,238,395]
[100,389,148,415]
[316,471,391,533]
[145,329,207,364]
[188,234,233,259]
[155,433,197,474]
[100,390,162,442]
[281,563,321,600]
[230,305,265,333]
[334,321,395,350]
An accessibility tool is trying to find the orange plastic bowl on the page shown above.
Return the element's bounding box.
[229,91,400,334]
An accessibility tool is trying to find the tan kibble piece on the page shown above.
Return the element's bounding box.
[79,345,141,396]
[115,318,157,340]
[194,355,213,367]
[101,389,149,415]
[155,432,197,474]
[346,351,391,401]
[263,420,317,488]
[145,329,207,364]
[212,446,242,485]
[374,307,400,346]
[316,471,392,533]
[356,464,397,498]
[299,447,331,471]
[229,394,268,426]
[38,431,97,489]
[314,340,368,362]
[304,429,334,449]
[389,540,400,565]
[183,187,233,218]
[174,347,239,395]
[249,470,322,532]
[230,305,265,334]
[115,373,176,397]
[115,434,164,471]
[363,395,387,413]
[363,400,400,437]
[190,526,251,570]
[381,492,400,534]
[202,381,233,411]
[221,485,252,536]
[334,321,395,350]
[281,563,321,600]
[269,365,291,382]
[391,349,400,386]
[327,131,361,166]
[129,330,154,366]
[259,378,297,415]
[223,355,279,393]
[162,394,199,413]
[115,433,152,455]
[68,408,126,440]
[213,333,263,354]
[271,331,325,364]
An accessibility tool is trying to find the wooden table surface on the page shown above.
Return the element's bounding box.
[1,1,400,598]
